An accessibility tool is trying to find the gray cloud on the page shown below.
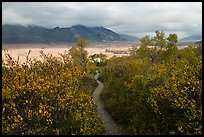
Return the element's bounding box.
[2,2,202,39]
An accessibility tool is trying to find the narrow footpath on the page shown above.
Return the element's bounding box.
[92,70,123,135]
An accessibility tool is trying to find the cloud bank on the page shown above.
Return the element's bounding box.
[2,2,202,39]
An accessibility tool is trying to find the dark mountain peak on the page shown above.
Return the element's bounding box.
[27,25,48,31]
[2,24,140,44]
[95,26,105,29]
[53,26,60,29]
[71,25,87,28]
[94,26,109,30]
[70,25,88,32]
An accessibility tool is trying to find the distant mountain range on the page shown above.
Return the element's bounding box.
[195,40,202,45]
[119,34,139,41]
[2,24,140,44]
[181,34,202,41]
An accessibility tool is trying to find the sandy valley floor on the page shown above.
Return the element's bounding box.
[2,42,193,64]
[2,43,133,64]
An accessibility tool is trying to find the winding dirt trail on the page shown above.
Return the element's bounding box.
[92,70,123,135]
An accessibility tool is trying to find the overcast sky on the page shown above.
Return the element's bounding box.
[2,2,202,39]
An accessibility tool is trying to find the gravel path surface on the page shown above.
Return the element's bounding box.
[92,70,123,135]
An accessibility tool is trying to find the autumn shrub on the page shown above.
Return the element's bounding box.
[100,45,202,135]
[2,50,104,135]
